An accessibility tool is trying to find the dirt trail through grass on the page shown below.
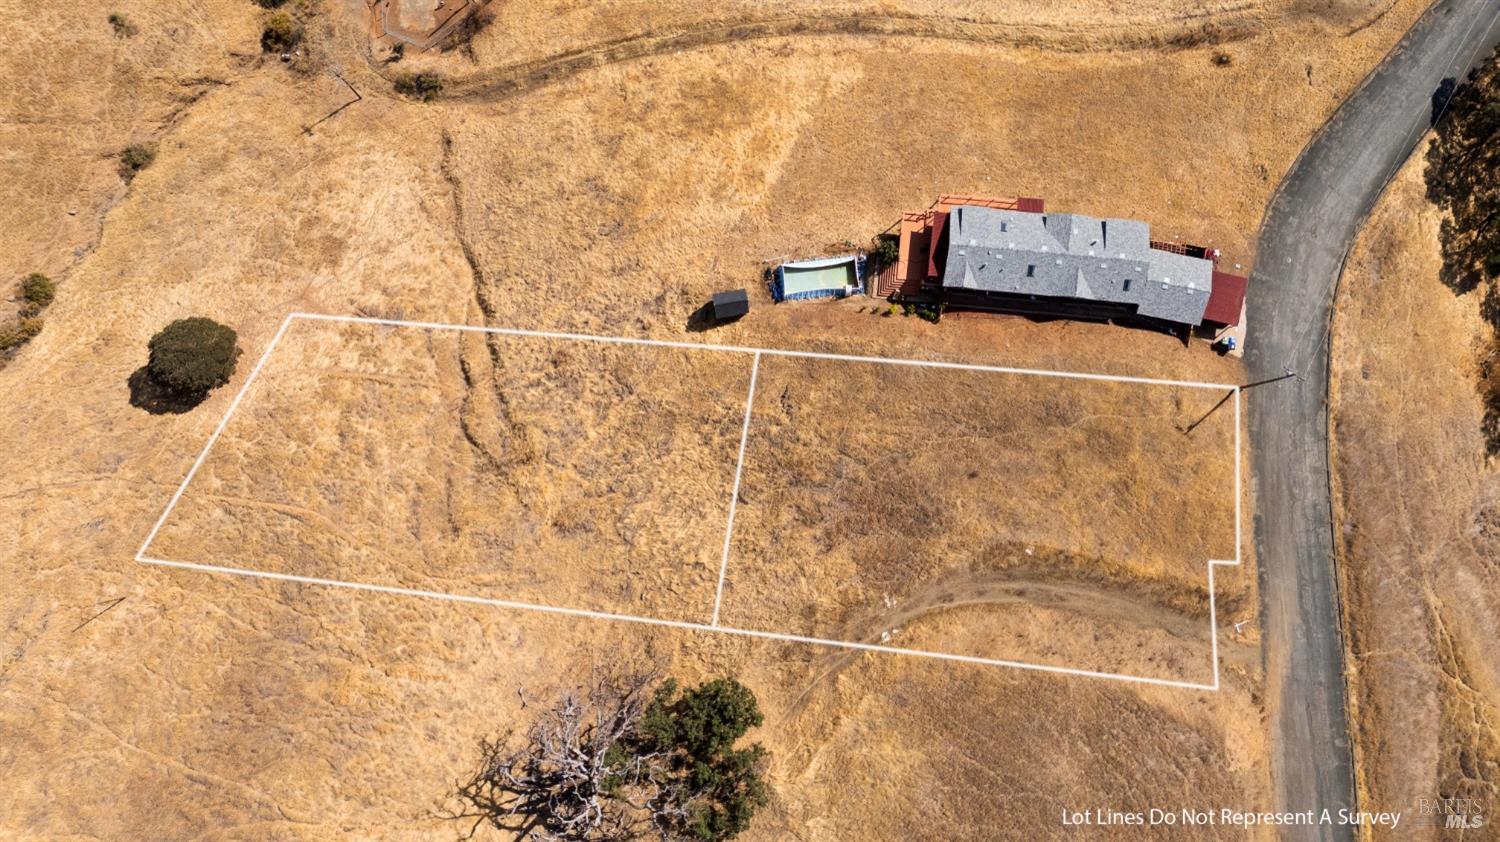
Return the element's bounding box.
[860,572,1214,640]
[778,567,1256,719]
[438,8,1270,101]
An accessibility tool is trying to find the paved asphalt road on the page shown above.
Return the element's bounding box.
[1244,0,1500,837]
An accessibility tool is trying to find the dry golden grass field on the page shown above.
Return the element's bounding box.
[148,316,1239,686]
[151,321,757,624]
[719,355,1237,683]
[1330,141,1500,840]
[0,0,1430,837]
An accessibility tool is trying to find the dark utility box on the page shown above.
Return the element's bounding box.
[711,289,750,322]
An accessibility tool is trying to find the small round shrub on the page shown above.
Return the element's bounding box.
[394,71,443,101]
[119,143,156,181]
[261,13,303,53]
[147,317,241,395]
[21,273,55,307]
[1,316,45,351]
[108,12,139,37]
[870,235,899,270]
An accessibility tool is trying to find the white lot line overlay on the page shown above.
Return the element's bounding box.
[712,351,760,627]
[137,312,1245,691]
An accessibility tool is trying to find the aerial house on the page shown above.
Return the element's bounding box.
[877,196,1247,338]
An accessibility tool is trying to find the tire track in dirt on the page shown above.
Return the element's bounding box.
[436,8,1270,102]
[861,573,1215,642]
[784,566,1251,717]
[204,495,367,550]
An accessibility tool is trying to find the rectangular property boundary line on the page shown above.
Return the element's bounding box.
[136,313,299,561]
[136,311,1245,692]
[288,312,1240,391]
[712,351,761,626]
[136,554,1239,692]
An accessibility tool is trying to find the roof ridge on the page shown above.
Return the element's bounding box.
[1074,266,1095,300]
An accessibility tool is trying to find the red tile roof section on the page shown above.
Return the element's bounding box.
[1203,270,1248,326]
[926,210,948,280]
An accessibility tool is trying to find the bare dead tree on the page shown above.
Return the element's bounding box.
[448,671,769,841]
[451,672,661,841]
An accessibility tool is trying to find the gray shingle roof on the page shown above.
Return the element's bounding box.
[941,207,1213,325]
